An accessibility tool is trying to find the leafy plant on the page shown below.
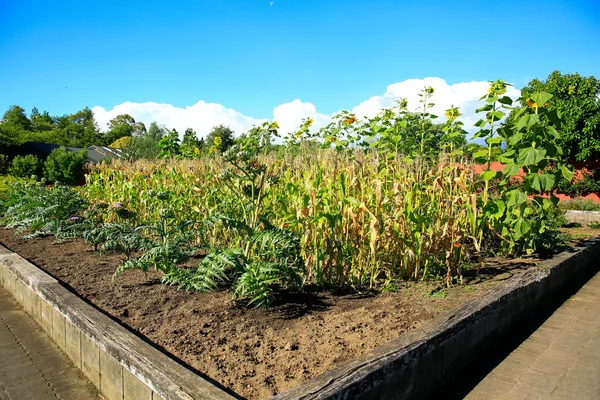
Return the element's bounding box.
[44,147,88,185]
[3,181,87,238]
[112,192,197,279]
[472,80,573,255]
[9,154,42,178]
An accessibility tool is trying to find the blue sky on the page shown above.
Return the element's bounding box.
[1,0,599,135]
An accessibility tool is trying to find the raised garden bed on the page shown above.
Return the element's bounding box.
[1,228,599,399]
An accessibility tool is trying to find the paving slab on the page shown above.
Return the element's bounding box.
[0,287,98,400]
[465,271,600,400]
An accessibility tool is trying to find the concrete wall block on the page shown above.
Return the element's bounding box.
[40,300,53,336]
[100,351,124,400]
[52,307,67,351]
[123,368,153,400]
[30,292,42,324]
[22,285,35,316]
[81,333,100,389]
[15,278,26,305]
[65,319,82,368]
[5,270,15,294]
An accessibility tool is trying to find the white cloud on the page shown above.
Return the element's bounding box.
[272,99,330,135]
[91,77,521,140]
[91,100,264,138]
[352,77,521,133]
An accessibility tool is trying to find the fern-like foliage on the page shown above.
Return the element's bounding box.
[162,248,242,291]
[4,181,87,238]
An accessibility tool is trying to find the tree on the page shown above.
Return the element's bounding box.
[205,124,235,152]
[30,107,55,132]
[2,105,32,131]
[515,71,600,161]
[0,105,32,147]
[44,147,88,185]
[120,121,165,161]
[180,128,202,158]
[54,107,101,148]
[103,114,146,145]
[147,121,166,141]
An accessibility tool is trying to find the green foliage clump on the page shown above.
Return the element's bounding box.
[10,154,42,178]
[2,181,87,238]
[516,71,600,161]
[44,147,88,184]
[205,124,235,153]
[555,169,600,197]
[559,198,600,212]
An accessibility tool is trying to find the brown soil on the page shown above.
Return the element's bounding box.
[0,229,538,400]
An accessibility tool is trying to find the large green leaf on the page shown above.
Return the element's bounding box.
[503,163,521,177]
[558,163,574,181]
[513,218,531,240]
[516,114,540,131]
[532,92,553,107]
[506,189,527,207]
[517,147,546,166]
[528,173,556,193]
[481,170,499,182]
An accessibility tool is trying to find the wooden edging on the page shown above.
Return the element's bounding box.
[0,245,236,400]
[272,239,600,400]
[1,240,599,400]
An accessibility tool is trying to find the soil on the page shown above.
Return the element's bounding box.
[0,229,549,399]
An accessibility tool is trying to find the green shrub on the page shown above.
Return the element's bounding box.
[559,198,600,211]
[555,169,600,197]
[44,147,87,185]
[10,154,42,178]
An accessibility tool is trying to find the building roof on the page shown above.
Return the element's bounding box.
[10,142,122,163]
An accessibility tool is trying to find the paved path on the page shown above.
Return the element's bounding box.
[0,287,98,400]
[465,271,600,400]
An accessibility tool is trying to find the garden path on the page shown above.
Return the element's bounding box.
[0,287,97,400]
[465,271,600,399]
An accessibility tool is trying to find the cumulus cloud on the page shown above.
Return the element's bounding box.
[91,100,264,138]
[352,77,521,133]
[272,99,330,135]
[91,77,521,140]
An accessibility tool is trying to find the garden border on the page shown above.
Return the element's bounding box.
[1,240,599,400]
[0,245,236,400]
[273,239,600,399]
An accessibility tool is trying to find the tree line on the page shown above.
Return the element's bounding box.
[1,71,598,163]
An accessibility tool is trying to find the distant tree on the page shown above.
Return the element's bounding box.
[30,107,55,132]
[512,71,600,161]
[147,121,167,140]
[109,136,133,149]
[180,128,202,158]
[54,107,101,148]
[0,105,32,147]
[2,105,32,131]
[103,114,146,145]
[205,124,235,152]
[120,121,165,161]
